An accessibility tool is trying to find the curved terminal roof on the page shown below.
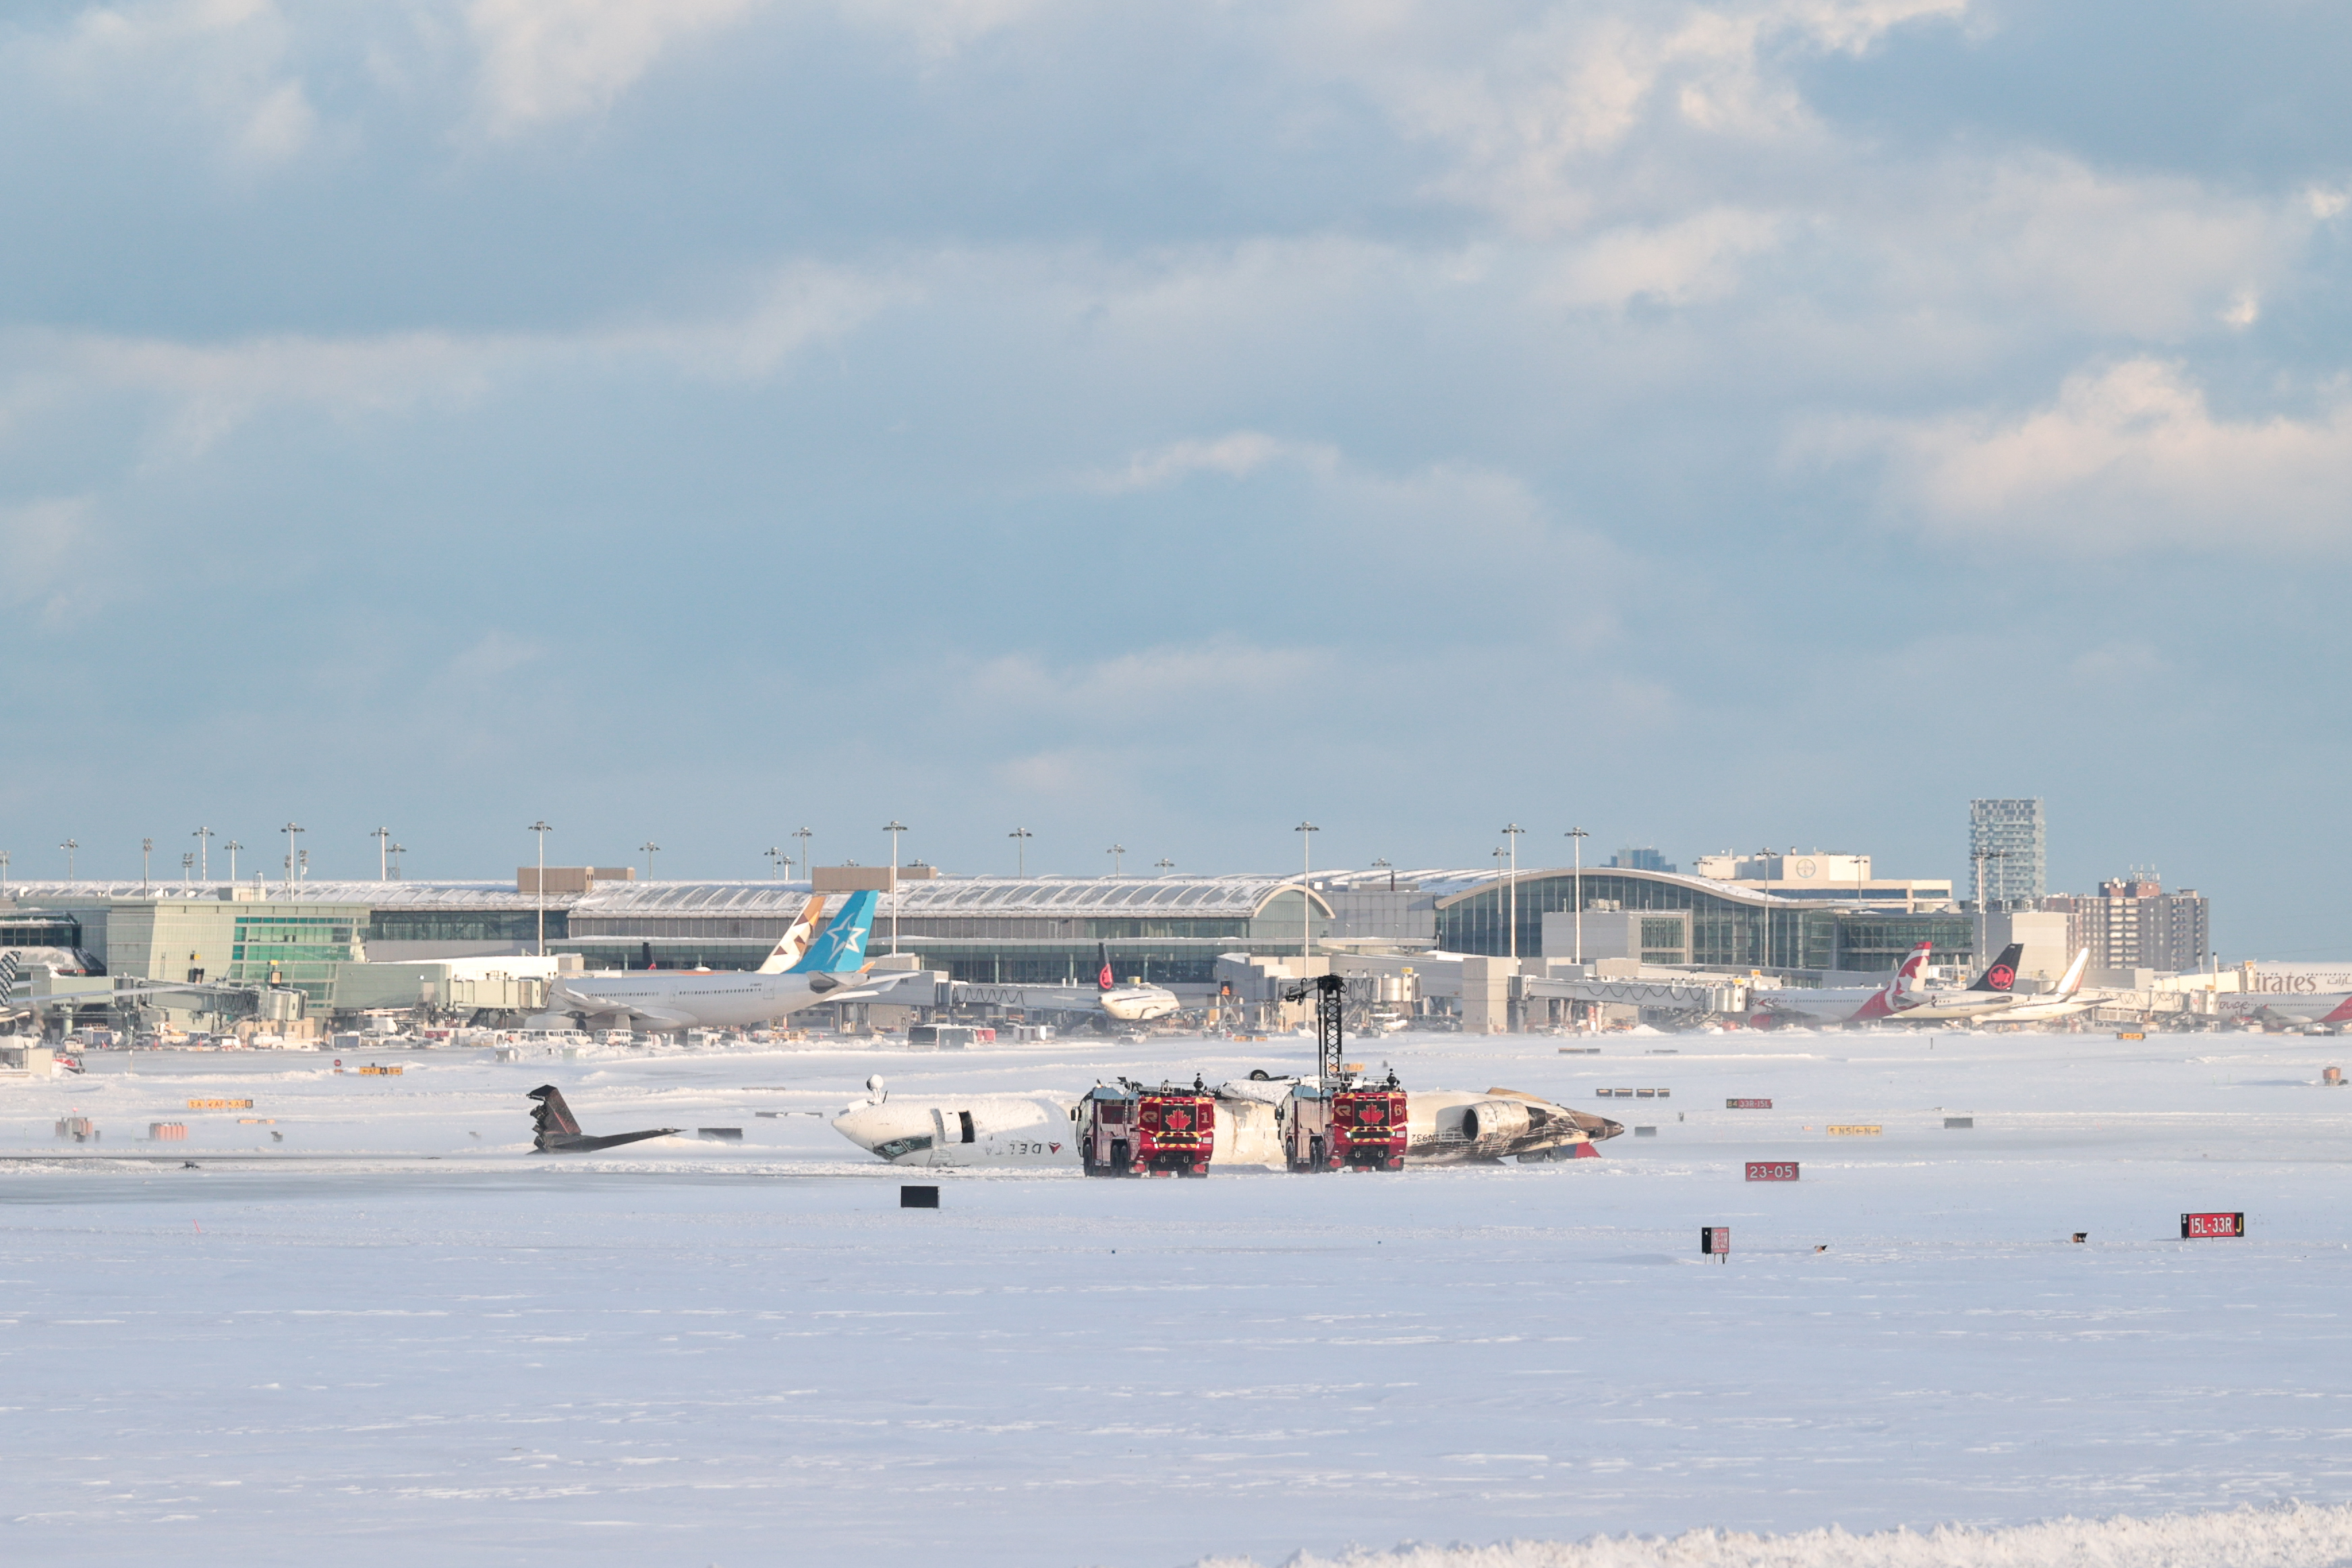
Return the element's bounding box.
[1416,866,1808,910]
[575,875,1331,921]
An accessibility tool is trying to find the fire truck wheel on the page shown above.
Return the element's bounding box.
[1309,1136,1326,1170]
[1184,1162,1209,1178]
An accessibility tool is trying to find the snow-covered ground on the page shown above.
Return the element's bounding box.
[5,1028,2351,1567]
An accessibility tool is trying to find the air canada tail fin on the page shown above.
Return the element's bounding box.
[757,895,829,975]
[1894,941,1932,984]
[1097,941,1116,991]
[789,890,878,974]
[1968,943,2024,992]
[528,1084,583,1144]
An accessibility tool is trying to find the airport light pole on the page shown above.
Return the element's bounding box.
[1009,827,1032,877]
[1294,821,1318,959]
[1106,843,1124,877]
[371,827,390,881]
[225,840,241,881]
[194,826,213,881]
[181,851,194,885]
[1565,828,1588,964]
[529,821,552,957]
[764,846,784,879]
[61,839,76,883]
[389,842,404,879]
[1155,858,1174,873]
[792,826,812,883]
[0,850,10,896]
[1501,823,1524,962]
[142,838,152,892]
[1972,847,2007,964]
[283,824,304,898]
[640,841,659,881]
[882,821,907,956]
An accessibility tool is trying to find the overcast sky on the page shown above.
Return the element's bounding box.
[3,1,2347,954]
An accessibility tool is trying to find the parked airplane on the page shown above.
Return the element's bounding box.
[527,1084,677,1153]
[528,891,921,1033]
[1093,943,1180,1022]
[830,1076,1622,1169]
[2214,990,2352,1031]
[1748,942,1930,1026]
[1969,947,2099,1024]
[1881,941,2035,1022]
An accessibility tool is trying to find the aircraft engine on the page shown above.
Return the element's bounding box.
[1460,1099,1533,1144]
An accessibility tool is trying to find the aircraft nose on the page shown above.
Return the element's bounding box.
[831,1102,929,1157]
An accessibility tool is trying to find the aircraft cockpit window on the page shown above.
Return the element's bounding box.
[873,1134,932,1159]
[958,1110,976,1144]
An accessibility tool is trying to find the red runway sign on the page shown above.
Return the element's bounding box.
[1726,1098,1774,1109]
[1700,1225,1730,1256]
[2181,1211,2245,1238]
[1745,1161,1799,1182]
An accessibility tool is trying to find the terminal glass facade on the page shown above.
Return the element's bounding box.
[1438,873,1976,974]
[368,909,565,945]
[229,914,360,1004]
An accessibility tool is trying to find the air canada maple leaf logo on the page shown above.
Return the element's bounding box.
[1988,964,2016,990]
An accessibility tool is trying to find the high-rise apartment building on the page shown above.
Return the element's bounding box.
[1967,798,2046,905]
[2040,873,2209,975]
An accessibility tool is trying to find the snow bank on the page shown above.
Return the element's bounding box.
[1205,1505,2352,1568]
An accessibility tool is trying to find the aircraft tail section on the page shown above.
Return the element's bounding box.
[757,895,830,974]
[0,951,18,1001]
[1097,941,1116,991]
[528,1084,584,1145]
[1895,941,1932,984]
[1967,943,2024,992]
[790,890,878,974]
[2054,946,2091,997]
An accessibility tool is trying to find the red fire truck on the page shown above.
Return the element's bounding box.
[1078,1082,1216,1177]
[1286,1081,1408,1171]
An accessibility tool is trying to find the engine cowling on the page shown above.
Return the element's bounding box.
[1460,1099,1532,1144]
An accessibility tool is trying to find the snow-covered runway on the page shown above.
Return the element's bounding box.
[5,1029,2351,1566]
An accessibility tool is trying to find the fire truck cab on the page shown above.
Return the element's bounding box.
[1284,1077,1408,1172]
[1078,1081,1215,1178]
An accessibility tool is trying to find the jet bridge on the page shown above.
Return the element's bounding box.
[1513,972,1748,1018]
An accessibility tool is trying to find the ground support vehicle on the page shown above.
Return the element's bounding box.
[1284,1081,1407,1171]
[1079,1081,1215,1177]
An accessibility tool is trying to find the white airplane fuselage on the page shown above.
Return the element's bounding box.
[542,970,911,1033]
[831,1082,1620,1169]
[1098,985,1180,1022]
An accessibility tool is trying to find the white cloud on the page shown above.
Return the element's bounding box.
[0,260,902,458]
[1315,0,1967,235]
[1083,432,1334,494]
[1546,206,1785,309]
[467,0,767,130]
[0,496,109,625]
[1825,358,2352,552]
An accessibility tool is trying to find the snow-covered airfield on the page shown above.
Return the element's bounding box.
[7,1027,2352,1567]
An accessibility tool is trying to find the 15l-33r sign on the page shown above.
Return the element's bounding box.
[2181,1211,2245,1238]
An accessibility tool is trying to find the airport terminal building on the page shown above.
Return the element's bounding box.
[1,864,1978,1030]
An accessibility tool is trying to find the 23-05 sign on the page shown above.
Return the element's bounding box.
[1745,1161,1800,1182]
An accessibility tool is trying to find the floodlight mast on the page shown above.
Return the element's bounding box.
[1283,972,1347,1091]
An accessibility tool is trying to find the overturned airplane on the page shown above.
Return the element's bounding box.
[527,1084,679,1153]
[829,1075,1622,1171]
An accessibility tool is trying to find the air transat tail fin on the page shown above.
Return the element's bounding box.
[757,895,830,974]
[789,890,879,974]
[1967,943,2024,992]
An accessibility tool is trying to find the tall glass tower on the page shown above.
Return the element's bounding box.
[1968,798,2046,905]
